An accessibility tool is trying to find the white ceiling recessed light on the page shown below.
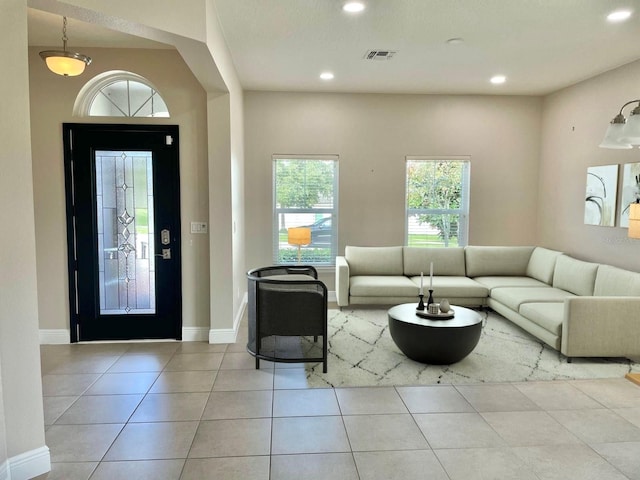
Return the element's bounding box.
[320,72,334,80]
[343,2,365,13]
[607,10,632,22]
[490,75,506,85]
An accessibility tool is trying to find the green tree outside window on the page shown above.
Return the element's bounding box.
[406,158,469,247]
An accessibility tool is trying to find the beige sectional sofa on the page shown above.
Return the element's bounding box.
[335,245,640,360]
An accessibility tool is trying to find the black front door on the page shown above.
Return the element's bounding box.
[63,123,182,341]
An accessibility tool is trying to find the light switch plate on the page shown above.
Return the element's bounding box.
[191,222,208,234]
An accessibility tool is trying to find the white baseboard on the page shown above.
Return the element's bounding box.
[41,327,216,344]
[0,460,8,480]
[40,326,233,344]
[209,294,247,344]
[182,327,209,342]
[328,290,336,303]
[6,446,50,480]
[40,290,325,345]
[39,329,70,344]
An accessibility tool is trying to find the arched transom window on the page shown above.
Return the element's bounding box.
[74,70,170,118]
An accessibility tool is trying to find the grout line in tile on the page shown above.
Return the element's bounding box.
[42,341,640,480]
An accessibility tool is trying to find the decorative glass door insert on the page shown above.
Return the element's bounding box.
[95,150,155,314]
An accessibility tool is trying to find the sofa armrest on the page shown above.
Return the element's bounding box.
[561,296,640,358]
[336,256,350,306]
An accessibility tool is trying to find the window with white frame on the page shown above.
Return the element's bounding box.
[73,70,170,118]
[405,157,470,247]
[273,155,338,265]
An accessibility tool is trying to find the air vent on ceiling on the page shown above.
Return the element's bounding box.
[364,50,397,61]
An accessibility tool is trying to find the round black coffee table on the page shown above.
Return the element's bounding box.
[388,303,483,364]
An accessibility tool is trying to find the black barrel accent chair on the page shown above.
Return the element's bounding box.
[247,266,328,373]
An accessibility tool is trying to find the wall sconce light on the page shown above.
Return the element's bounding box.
[599,99,640,149]
[39,17,92,77]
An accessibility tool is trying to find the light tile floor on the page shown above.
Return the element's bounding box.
[39,315,640,480]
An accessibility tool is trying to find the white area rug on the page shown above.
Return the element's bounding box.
[299,308,640,388]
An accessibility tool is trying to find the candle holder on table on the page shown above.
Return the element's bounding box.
[426,289,434,306]
[417,294,425,311]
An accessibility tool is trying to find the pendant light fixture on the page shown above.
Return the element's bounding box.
[599,99,640,149]
[39,17,92,77]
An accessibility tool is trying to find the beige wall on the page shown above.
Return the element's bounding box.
[244,91,543,288]
[28,47,210,332]
[0,0,48,474]
[203,0,247,335]
[230,88,247,320]
[539,59,640,272]
[0,357,6,470]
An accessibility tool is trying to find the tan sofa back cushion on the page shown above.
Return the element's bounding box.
[465,246,534,277]
[403,247,466,276]
[345,246,404,276]
[594,265,640,296]
[526,247,564,284]
[552,255,599,296]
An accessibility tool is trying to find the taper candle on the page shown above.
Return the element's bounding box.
[429,262,433,289]
[419,272,423,295]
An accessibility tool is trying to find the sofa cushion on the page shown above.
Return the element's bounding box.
[552,255,599,297]
[490,287,575,312]
[345,246,404,276]
[526,247,564,284]
[408,275,488,298]
[403,247,466,276]
[519,302,564,336]
[350,275,418,297]
[593,264,640,296]
[465,246,535,277]
[473,276,550,291]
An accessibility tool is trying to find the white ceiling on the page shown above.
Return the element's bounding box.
[27,9,172,50]
[28,0,640,95]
